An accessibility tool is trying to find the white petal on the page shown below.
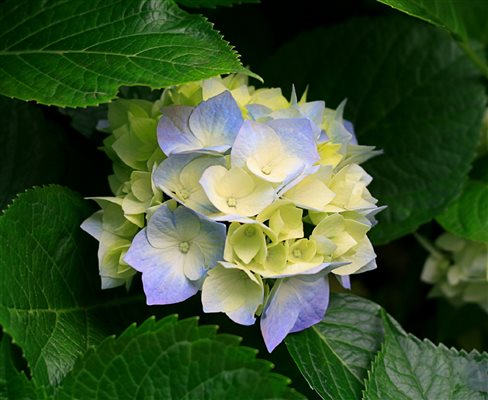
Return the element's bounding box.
[202,262,264,325]
[81,211,103,240]
[335,237,377,275]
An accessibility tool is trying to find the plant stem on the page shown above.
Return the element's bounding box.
[458,40,488,80]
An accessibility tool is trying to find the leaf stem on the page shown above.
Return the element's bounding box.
[458,40,488,80]
[413,232,443,259]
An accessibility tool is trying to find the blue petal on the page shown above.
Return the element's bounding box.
[157,105,199,156]
[260,274,330,352]
[153,153,195,200]
[124,229,198,305]
[189,91,243,151]
[231,120,278,168]
[246,104,271,120]
[147,204,201,247]
[192,217,226,271]
[343,119,357,144]
[153,153,225,215]
[146,204,179,246]
[335,274,351,290]
[267,118,319,164]
[298,100,325,139]
[325,100,356,145]
[299,100,325,127]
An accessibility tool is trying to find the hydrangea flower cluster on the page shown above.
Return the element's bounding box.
[82,74,382,351]
[421,233,488,313]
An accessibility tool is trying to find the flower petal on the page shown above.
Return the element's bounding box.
[231,120,281,169]
[124,229,199,304]
[229,223,267,264]
[231,120,311,184]
[153,153,225,214]
[191,217,226,271]
[200,166,276,217]
[260,274,330,352]
[261,260,345,279]
[282,168,336,211]
[81,211,103,240]
[189,91,243,151]
[182,243,206,281]
[202,262,264,325]
[335,274,351,289]
[157,105,198,156]
[267,118,319,163]
[335,237,377,275]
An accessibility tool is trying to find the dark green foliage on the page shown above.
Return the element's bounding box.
[0,0,253,107]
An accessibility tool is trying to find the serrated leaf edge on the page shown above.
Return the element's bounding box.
[54,314,297,396]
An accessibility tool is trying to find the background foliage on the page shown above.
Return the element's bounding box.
[0,0,487,399]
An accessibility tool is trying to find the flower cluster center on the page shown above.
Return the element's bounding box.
[179,241,190,254]
[261,165,272,175]
[180,189,190,200]
[245,226,256,237]
[293,249,302,258]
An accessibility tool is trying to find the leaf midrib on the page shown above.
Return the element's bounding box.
[0,46,228,60]
[387,331,429,399]
[312,325,363,384]
[0,294,144,314]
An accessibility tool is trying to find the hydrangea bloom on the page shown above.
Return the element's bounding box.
[125,203,226,304]
[81,198,138,289]
[421,233,488,313]
[82,74,383,351]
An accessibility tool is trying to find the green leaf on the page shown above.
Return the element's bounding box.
[363,312,488,400]
[260,17,486,244]
[285,294,388,400]
[54,316,305,400]
[375,0,488,78]
[0,97,65,211]
[286,294,488,400]
[436,180,488,243]
[376,0,488,44]
[0,0,253,107]
[175,0,259,8]
[0,186,145,386]
[0,336,37,400]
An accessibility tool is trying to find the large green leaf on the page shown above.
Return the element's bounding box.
[0,336,38,400]
[436,180,488,243]
[375,0,488,78]
[0,97,65,211]
[285,294,387,400]
[375,0,488,45]
[175,0,259,8]
[55,316,304,400]
[0,186,145,386]
[0,0,252,107]
[286,293,488,400]
[363,312,488,400]
[260,17,486,244]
